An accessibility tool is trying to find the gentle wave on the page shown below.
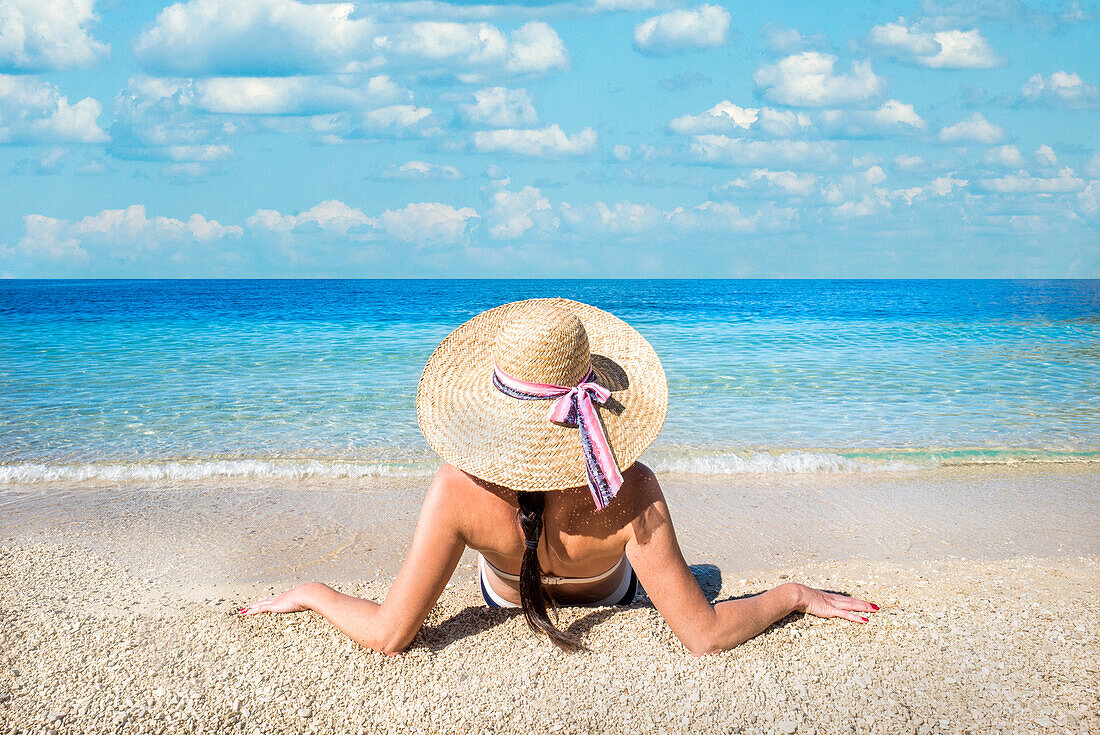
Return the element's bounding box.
[2,450,1097,485]
[650,451,927,475]
[0,459,436,485]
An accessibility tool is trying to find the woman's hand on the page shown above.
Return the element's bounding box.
[240,582,328,616]
[792,583,880,623]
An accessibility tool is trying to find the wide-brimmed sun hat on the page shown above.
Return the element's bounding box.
[416,298,667,509]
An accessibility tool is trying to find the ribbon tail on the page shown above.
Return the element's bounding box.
[575,394,624,511]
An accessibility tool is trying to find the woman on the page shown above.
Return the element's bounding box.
[241,298,878,654]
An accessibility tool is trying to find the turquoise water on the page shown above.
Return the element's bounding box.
[1,280,1098,482]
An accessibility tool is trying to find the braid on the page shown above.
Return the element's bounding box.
[516,491,585,651]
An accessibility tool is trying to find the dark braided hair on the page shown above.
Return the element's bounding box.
[516,491,585,651]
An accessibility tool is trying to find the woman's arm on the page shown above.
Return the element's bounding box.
[242,466,468,655]
[623,467,877,655]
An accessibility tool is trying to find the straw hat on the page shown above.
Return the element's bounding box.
[416,298,668,493]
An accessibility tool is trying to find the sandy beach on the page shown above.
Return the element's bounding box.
[2,465,1098,734]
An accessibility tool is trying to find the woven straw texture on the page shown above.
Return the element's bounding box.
[416,298,668,492]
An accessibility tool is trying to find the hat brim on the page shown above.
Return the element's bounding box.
[416,298,668,492]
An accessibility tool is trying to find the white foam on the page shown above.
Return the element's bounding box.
[651,451,927,475]
[0,459,435,485]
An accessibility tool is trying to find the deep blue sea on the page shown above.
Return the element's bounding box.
[2,279,1097,483]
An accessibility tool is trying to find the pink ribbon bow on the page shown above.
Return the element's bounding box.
[492,363,624,510]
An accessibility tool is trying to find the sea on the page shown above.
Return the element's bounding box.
[1,279,1097,485]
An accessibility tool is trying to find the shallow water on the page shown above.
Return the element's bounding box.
[2,279,1098,481]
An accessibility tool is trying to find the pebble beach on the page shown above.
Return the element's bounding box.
[2,543,1097,735]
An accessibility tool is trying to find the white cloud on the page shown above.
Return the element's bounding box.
[983,144,1025,167]
[981,168,1086,193]
[161,162,208,181]
[167,144,233,162]
[194,75,408,114]
[0,74,109,144]
[248,200,372,236]
[1035,144,1058,167]
[562,199,797,235]
[889,172,968,204]
[1021,71,1099,109]
[928,173,968,196]
[380,160,463,180]
[136,0,373,75]
[818,99,925,136]
[135,1,567,78]
[9,206,241,266]
[689,135,841,166]
[15,214,87,262]
[754,52,885,107]
[669,101,816,137]
[723,169,819,197]
[894,154,925,170]
[377,202,479,244]
[670,101,758,135]
[248,199,478,244]
[612,144,631,161]
[459,87,538,127]
[485,179,555,239]
[1086,154,1100,179]
[364,105,436,135]
[0,0,109,71]
[504,22,568,74]
[938,112,1004,144]
[473,124,596,156]
[633,5,731,56]
[866,19,1001,69]
[761,25,829,54]
[69,205,243,248]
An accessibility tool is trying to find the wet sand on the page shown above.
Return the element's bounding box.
[0,464,1097,734]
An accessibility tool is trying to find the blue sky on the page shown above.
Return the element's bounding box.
[0,0,1098,277]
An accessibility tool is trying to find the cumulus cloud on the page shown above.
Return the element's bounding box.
[473,124,596,156]
[380,160,463,180]
[669,101,815,137]
[818,100,925,137]
[10,205,242,266]
[983,144,1025,167]
[136,0,372,76]
[135,1,567,79]
[632,5,731,56]
[377,202,479,244]
[1021,71,1099,109]
[109,76,230,160]
[0,0,109,72]
[363,104,440,136]
[938,112,1004,144]
[761,25,829,54]
[866,19,1002,68]
[69,205,243,249]
[562,199,797,235]
[722,169,819,197]
[484,178,555,239]
[1034,144,1058,167]
[0,74,109,144]
[894,154,925,170]
[248,199,478,244]
[14,214,87,262]
[688,135,841,167]
[194,75,408,114]
[754,53,885,107]
[981,168,1086,193]
[248,200,372,236]
[458,87,538,127]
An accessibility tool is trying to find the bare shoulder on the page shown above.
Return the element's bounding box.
[426,463,518,545]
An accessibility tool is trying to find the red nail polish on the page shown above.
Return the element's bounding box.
[861,617,869,622]
[870,604,879,611]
